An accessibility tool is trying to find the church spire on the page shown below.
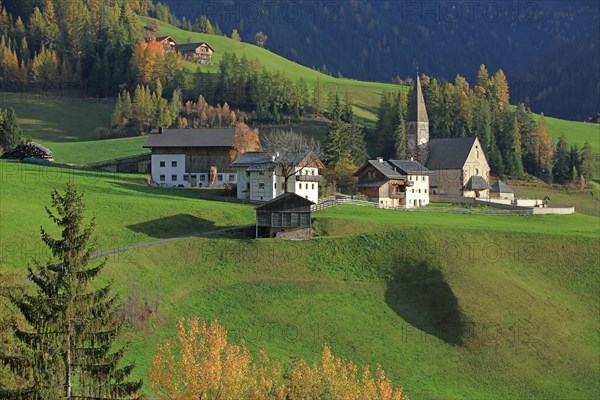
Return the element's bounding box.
[405,72,430,165]
[407,74,429,123]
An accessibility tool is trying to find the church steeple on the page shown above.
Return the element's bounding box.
[406,73,430,164]
[407,74,429,123]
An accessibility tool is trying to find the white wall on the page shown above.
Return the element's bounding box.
[151,154,187,187]
[236,166,320,203]
[404,174,430,208]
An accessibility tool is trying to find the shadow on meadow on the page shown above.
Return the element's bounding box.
[126,214,220,238]
[384,261,468,346]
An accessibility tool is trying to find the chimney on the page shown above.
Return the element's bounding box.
[158,127,163,134]
[377,157,384,163]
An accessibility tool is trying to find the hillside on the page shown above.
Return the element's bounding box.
[162,0,600,121]
[139,15,405,124]
[1,161,598,398]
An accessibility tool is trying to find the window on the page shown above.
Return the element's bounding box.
[418,189,421,193]
[423,176,426,181]
[259,183,265,189]
[217,174,223,181]
[159,175,165,182]
[246,171,250,177]
[425,189,427,193]
[171,175,177,181]
[274,183,277,189]
[311,170,315,175]
[199,174,206,181]
[171,161,177,167]
[299,183,303,189]
[159,161,165,167]
[259,171,264,176]
[229,174,235,182]
[183,175,189,182]
[312,184,315,190]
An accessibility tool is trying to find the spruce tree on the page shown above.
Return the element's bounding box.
[1,182,142,399]
[580,141,594,185]
[552,136,570,184]
[0,107,23,151]
[393,116,407,160]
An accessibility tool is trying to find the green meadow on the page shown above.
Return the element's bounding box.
[0,160,598,398]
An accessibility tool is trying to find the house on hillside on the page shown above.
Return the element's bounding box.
[406,74,491,198]
[143,127,238,187]
[255,192,314,239]
[231,151,324,203]
[490,180,515,200]
[174,42,214,64]
[146,36,177,52]
[354,158,432,208]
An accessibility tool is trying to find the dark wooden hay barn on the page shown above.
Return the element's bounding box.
[255,193,314,239]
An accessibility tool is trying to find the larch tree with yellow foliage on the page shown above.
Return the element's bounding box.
[148,317,409,400]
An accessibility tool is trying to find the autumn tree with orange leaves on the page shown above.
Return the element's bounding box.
[148,317,408,400]
[130,41,183,92]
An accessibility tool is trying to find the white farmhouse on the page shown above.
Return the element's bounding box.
[354,158,432,208]
[143,128,239,187]
[231,151,324,203]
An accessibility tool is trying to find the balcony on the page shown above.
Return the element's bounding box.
[406,180,415,187]
[296,174,323,182]
[390,192,405,199]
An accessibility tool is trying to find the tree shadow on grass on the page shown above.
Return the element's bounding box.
[384,261,468,346]
[126,214,219,239]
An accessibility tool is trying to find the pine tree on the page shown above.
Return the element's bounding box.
[568,145,581,183]
[0,107,23,151]
[312,78,324,117]
[393,116,407,159]
[474,97,492,152]
[1,183,142,399]
[231,29,241,41]
[552,135,570,184]
[580,141,594,186]
[509,116,524,178]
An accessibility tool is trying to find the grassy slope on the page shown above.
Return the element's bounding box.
[0,92,149,164]
[0,160,254,269]
[140,16,403,123]
[109,215,598,399]
[1,161,598,398]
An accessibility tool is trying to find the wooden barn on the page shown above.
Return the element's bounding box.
[255,193,314,239]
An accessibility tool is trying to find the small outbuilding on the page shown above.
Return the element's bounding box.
[489,180,515,200]
[255,192,314,239]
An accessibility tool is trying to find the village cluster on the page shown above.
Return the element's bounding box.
[144,76,510,206]
[142,77,533,237]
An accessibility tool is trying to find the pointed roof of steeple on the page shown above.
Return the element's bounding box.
[407,74,429,123]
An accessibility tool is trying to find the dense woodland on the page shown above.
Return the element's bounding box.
[373,65,595,185]
[0,0,594,188]
[161,0,600,121]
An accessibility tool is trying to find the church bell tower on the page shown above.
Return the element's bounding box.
[406,74,429,164]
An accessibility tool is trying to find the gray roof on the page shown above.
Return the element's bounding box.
[362,160,405,179]
[426,137,477,170]
[231,151,322,170]
[143,128,235,148]
[406,75,429,123]
[255,192,315,210]
[174,42,214,52]
[465,175,491,191]
[230,152,272,167]
[357,179,388,188]
[388,160,432,175]
[490,180,514,193]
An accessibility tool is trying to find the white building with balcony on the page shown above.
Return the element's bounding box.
[231,151,324,203]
